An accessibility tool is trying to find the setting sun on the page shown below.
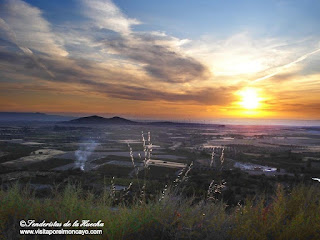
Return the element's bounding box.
[239,88,260,110]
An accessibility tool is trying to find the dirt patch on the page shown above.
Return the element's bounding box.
[2,149,65,167]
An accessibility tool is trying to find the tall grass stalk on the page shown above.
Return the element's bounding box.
[1,183,320,239]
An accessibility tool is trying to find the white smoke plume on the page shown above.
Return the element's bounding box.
[75,140,98,171]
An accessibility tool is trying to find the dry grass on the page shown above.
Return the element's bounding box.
[1,133,319,239]
[0,183,320,239]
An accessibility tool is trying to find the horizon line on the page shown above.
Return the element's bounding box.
[1,111,320,127]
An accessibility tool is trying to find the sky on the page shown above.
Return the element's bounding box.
[0,0,320,121]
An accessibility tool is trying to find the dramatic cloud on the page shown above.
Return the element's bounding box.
[81,0,140,35]
[102,32,208,83]
[185,33,320,82]
[0,21,55,78]
[78,0,210,83]
[0,0,67,56]
[0,50,235,106]
[91,83,237,105]
[0,0,69,77]
[1,0,320,119]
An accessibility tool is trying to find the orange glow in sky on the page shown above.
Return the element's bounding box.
[238,88,261,110]
[0,0,320,121]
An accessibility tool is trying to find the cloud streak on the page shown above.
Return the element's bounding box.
[0,0,71,77]
[81,0,140,35]
[252,47,320,83]
[78,0,210,83]
[102,32,208,83]
[1,0,320,119]
[0,50,235,105]
[0,0,68,56]
[0,18,55,77]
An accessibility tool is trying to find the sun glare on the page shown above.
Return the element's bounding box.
[239,88,260,110]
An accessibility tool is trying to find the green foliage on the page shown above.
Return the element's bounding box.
[232,184,320,240]
[0,183,320,239]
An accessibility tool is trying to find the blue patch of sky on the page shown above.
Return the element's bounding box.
[25,0,84,24]
[116,0,320,39]
[24,0,320,40]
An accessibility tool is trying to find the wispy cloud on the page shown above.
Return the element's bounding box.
[81,0,140,35]
[184,33,319,82]
[101,32,209,83]
[252,47,320,83]
[0,50,235,105]
[78,0,210,83]
[0,0,68,56]
[0,0,70,77]
[1,0,320,119]
[0,18,55,77]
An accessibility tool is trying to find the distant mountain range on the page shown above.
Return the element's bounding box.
[0,112,75,122]
[66,115,136,124]
[1,112,319,127]
[64,115,225,127]
[0,112,226,127]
